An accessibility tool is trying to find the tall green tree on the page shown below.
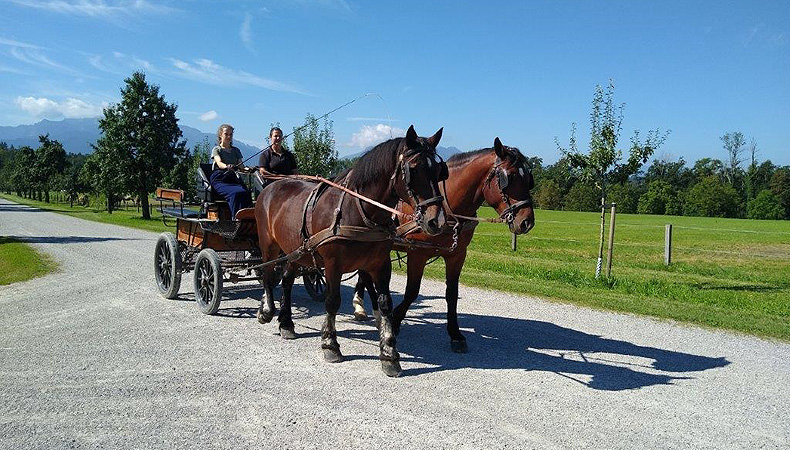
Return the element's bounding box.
[10,146,35,198]
[721,131,746,185]
[292,113,337,177]
[95,71,186,218]
[33,135,68,203]
[683,176,740,218]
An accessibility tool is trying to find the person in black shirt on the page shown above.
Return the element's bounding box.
[258,127,298,176]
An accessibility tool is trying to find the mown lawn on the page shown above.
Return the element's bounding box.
[3,193,789,340]
[406,208,790,341]
[0,236,59,285]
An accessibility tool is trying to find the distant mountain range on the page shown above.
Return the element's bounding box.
[0,118,261,161]
[0,118,461,162]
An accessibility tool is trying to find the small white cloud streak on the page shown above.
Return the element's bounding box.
[199,110,219,122]
[349,124,405,149]
[9,47,84,76]
[241,12,254,52]
[5,0,178,18]
[0,37,44,49]
[168,58,309,95]
[15,96,105,120]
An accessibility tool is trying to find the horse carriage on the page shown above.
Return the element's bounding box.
[152,163,325,315]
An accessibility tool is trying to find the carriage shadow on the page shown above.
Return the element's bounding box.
[394,304,729,390]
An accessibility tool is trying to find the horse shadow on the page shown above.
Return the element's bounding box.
[392,302,729,390]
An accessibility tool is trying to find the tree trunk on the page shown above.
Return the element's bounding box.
[140,192,151,220]
[107,192,114,214]
[45,190,50,203]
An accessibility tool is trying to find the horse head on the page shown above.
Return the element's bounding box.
[395,125,447,236]
[484,137,535,235]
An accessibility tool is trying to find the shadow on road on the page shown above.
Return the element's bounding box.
[168,280,729,390]
[2,235,139,244]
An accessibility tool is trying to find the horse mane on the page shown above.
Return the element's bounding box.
[347,137,403,189]
[448,145,526,167]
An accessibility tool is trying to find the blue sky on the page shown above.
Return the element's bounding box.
[1,0,788,166]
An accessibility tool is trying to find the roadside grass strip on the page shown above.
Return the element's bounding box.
[0,236,59,285]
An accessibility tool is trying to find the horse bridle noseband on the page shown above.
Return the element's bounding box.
[492,155,533,225]
[391,146,446,224]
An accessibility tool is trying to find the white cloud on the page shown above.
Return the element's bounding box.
[349,124,405,149]
[15,96,105,120]
[0,37,44,49]
[199,110,219,122]
[241,12,254,52]
[5,0,178,18]
[168,58,309,95]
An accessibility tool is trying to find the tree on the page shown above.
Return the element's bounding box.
[10,146,35,198]
[747,190,784,220]
[556,80,669,276]
[563,182,599,212]
[606,182,642,214]
[770,168,790,219]
[32,135,68,203]
[162,138,211,203]
[637,180,680,215]
[95,71,186,218]
[721,131,746,185]
[534,179,563,210]
[292,113,336,177]
[683,176,740,218]
[644,157,694,192]
[745,160,775,201]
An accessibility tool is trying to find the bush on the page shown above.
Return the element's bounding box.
[747,190,784,220]
[683,176,741,217]
[563,183,600,212]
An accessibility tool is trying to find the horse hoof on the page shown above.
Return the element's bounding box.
[450,339,468,353]
[323,348,343,363]
[279,327,297,340]
[257,310,274,324]
[381,360,402,377]
[353,311,368,322]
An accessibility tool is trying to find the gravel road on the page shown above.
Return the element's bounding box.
[1,198,788,449]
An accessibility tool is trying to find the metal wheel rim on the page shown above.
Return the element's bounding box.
[196,258,215,303]
[156,241,172,290]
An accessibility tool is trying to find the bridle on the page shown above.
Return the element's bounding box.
[392,145,447,225]
[490,153,534,226]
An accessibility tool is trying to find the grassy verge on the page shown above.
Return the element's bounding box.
[3,193,789,340]
[0,236,59,285]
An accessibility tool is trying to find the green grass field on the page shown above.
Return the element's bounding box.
[0,236,59,285]
[3,193,789,340]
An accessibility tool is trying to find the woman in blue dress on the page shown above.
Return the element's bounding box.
[209,124,252,218]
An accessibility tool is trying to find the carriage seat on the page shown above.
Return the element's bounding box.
[196,163,221,203]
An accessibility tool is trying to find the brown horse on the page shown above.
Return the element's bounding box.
[352,137,535,352]
[253,125,447,376]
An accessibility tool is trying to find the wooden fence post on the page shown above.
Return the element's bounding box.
[665,224,673,265]
[606,203,616,278]
[511,233,517,251]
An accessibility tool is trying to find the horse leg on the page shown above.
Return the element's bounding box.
[392,253,429,335]
[256,268,277,324]
[445,250,468,353]
[278,265,297,340]
[321,263,343,363]
[351,271,370,322]
[370,259,401,377]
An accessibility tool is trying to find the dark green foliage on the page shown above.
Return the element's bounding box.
[534,179,563,210]
[33,135,68,203]
[292,113,336,177]
[747,190,784,220]
[745,160,776,201]
[95,71,186,218]
[606,182,642,214]
[770,168,790,219]
[683,176,741,218]
[637,180,681,215]
[563,182,599,212]
[644,157,694,192]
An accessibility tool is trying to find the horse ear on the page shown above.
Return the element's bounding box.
[427,127,443,148]
[406,125,418,148]
[494,137,504,157]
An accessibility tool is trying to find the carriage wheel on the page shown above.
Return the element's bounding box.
[154,232,182,299]
[303,269,326,302]
[194,248,223,315]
